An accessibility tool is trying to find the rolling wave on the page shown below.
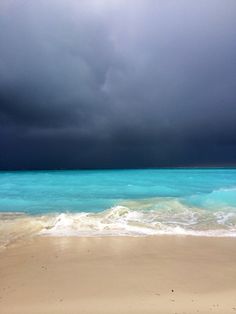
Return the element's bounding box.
[1,197,236,249]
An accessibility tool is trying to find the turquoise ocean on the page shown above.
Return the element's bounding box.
[1,168,236,247]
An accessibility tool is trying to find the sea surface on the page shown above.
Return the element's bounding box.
[1,168,236,247]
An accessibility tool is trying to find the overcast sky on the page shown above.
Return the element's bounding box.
[0,0,236,169]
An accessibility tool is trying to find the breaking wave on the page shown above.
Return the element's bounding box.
[1,197,236,249]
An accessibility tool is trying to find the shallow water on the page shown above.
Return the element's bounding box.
[1,168,236,246]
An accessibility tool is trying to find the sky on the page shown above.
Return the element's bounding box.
[0,0,236,170]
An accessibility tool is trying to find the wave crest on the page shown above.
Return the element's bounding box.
[1,198,236,249]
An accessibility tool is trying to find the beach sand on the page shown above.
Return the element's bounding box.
[1,236,236,313]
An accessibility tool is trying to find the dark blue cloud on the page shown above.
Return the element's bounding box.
[0,0,236,169]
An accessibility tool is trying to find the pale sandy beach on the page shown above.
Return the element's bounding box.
[1,236,236,314]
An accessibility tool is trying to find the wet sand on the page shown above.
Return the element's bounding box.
[1,236,236,313]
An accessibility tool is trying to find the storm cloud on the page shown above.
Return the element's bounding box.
[0,0,236,169]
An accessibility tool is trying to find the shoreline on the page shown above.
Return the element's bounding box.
[1,236,236,313]
[2,232,236,253]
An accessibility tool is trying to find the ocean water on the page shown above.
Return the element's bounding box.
[0,168,236,246]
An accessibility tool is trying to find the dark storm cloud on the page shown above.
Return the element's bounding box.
[0,0,236,169]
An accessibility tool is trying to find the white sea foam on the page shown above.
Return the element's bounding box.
[39,204,236,237]
[1,199,236,249]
